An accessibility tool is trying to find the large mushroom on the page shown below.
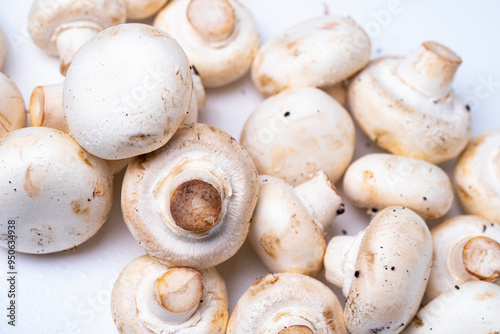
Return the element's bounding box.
[154,0,259,88]
[123,0,169,19]
[348,41,471,164]
[28,0,126,75]
[111,255,228,333]
[324,206,432,333]
[121,123,259,269]
[227,273,347,333]
[0,73,26,137]
[0,127,113,254]
[0,26,6,69]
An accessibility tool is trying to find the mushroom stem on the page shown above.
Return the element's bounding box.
[29,84,67,131]
[292,170,343,229]
[462,236,500,282]
[187,0,235,42]
[279,325,314,334]
[397,41,462,100]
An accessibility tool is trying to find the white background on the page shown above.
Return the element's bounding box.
[1,0,500,333]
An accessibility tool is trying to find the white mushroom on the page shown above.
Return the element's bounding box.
[454,129,500,223]
[403,281,500,333]
[64,23,193,160]
[121,123,259,269]
[348,42,471,164]
[343,153,453,219]
[252,16,370,97]
[154,0,259,88]
[28,0,126,75]
[123,0,169,19]
[0,127,113,254]
[0,26,6,70]
[241,87,355,186]
[249,171,344,276]
[227,273,347,333]
[423,215,500,305]
[111,255,228,333]
[324,206,432,333]
[0,73,26,137]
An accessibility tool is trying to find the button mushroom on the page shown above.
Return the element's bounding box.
[63,23,193,160]
[0,26,5,69]
[28,0,126,75]
[0,127,113,254]
[241,87,355,186]
[249,171,343,276]
[154,0,259,88]
[423,215,500,305]
[227,273,347,333]
[324,206,432,333]
[403,281,500,333]
[121,123,259,269]
[343,153,453,219]
[348,42,472,164]
[454,129,500,223]
[252,16,370,97]
[0,73,26,137]
[112,255,228,333]
[123,0,169,19]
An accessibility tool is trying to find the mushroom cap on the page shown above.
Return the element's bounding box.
[403,281,500,333]
[252,16,370,97]
[348,56,471,164]
[424,215,500,305]
[240,87,355,186]
[227,273,347,333]
[28,0,126,56]
[154,0,259,88]
[0,127,113,254]
[123,0,169,19]
[112,255,228,333]
[0,26,5,69]
[64,23,193,160]
[454,129,500,223]
[343,153,453,219]
[0,73,26,137]
[121,123,259,269]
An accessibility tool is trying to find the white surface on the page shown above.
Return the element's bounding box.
[1,0,500,333]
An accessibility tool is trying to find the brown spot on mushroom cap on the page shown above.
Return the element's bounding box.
[463,236,500,282]
[279,325,313,334]
[94,182,105,197]
[474,289,497,301]
[187,0,235,38]
[24,163,42,198]
[71,200,90,216]
[260,232,281,260]
[78,150,93,168]
[250,274,280,296]
[413,316,424,327]
[156,267,203,313]
[320,21,340,30]
[258,74,278,92]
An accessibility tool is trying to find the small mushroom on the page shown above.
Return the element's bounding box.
[423,215,500,305]
[154,0,259,88]
[111,255,228,333]
[324,206,432,333]
[28,0,126,75]
[227,273,347,333]
[121,123,259,269]
[252,16,370,97]
[403,281,500,333]
[249,170,343,276]
[0,73,26,137]
[343,153,453,219]
[123,0,169,19]
[348,42,471,164]
[241,87,355,186]
[64,23,193,160]
[454,129,500,223]
[0,127,113,254]
[0,26,6,69]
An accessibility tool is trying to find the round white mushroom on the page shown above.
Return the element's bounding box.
[154,0,259,88]
[0,73,26,137]
[123,0,169,19]
[121,123,259,269]
[28,0,126,75]
[348,42,471,164]
[64,23,193,160]
[0,127,113,254]
[324,206,432,333]
[111,255,228,333]
[0,26,6,70]
[227,273,347,333]
[252,16,370,97]
[241,87,355,186]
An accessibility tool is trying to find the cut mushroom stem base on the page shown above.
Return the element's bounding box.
[462,236,500,281]
[29,84,66,131]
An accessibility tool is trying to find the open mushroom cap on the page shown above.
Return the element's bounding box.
[64,23,193,160]
[154,0,259,88]
[112,255,228,333]
[241,87,355,186]
[0,127,113,254]
[0,73,26,137]
[252,16,370,97]
[121,123,259,269]
[403,281,500,333]
[123,0,169,19]
[424,215,500,305]
[454,129,500,223]
[227,273,347,333]
[0,26,5,70]
[343,153,453,219]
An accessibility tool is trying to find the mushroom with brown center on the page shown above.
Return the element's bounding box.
[0,73,26,137]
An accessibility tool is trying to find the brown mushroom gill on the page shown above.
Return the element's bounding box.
[155,267,203,314]
[278,325,313,334]
[462,236,500,282]
[187,0,235,40]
